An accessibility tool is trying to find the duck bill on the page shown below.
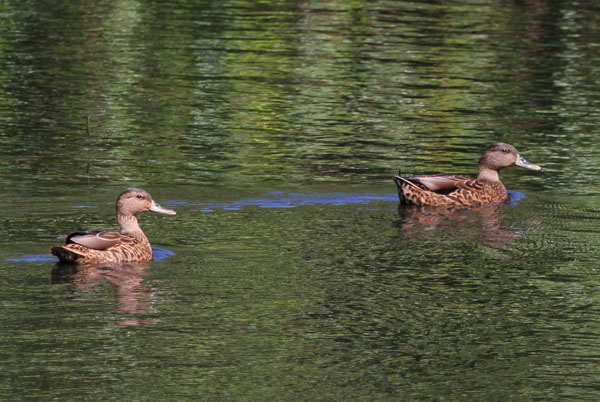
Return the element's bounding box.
[149,200,177,215]
[515,156,542,171]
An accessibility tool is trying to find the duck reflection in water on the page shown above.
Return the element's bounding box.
[395,203,525,248]
[51,261,158,326]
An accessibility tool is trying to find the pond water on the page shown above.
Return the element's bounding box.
[2,0,600,400]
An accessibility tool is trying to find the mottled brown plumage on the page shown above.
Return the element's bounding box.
[393,143,541,208]
[51,188,176,263]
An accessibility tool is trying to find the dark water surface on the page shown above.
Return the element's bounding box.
[2,0,600,400]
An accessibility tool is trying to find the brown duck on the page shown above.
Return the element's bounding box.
[51,188,176,263]
[393,143,541,208]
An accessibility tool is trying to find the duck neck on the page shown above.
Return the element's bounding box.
[477,167,500,182]
[118,214,148,242]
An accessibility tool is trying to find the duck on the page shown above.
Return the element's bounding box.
[393,143,541,208]
[51,188,176,264]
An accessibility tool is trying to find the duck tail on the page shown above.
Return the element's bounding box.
[51,245,84,263]
[392,174,420,190]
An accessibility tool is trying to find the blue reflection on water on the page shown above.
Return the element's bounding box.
[153,248,175,262]
[7,248,175,263]
[190,192,399,212]
[507,190,526,206]
[183,190,527,212]
[7,254,58,262]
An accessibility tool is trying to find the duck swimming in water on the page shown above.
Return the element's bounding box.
[51,188,176,263]
[393,143,541,208]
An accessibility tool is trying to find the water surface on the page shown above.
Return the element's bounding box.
[2,0,600,400]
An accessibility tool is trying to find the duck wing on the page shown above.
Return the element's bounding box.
[66,230,124,250]
[412,174,470,192]
[396,174,471,194]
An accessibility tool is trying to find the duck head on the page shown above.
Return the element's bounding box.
[480,143,541,172]
[117,188,177,217]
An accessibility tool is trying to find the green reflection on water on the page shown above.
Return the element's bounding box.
[3,0,596,192]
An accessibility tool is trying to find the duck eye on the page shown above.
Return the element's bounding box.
[501,148,509,153]
[136,194,143,199]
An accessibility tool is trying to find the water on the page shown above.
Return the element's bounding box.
[2,0,600,400]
